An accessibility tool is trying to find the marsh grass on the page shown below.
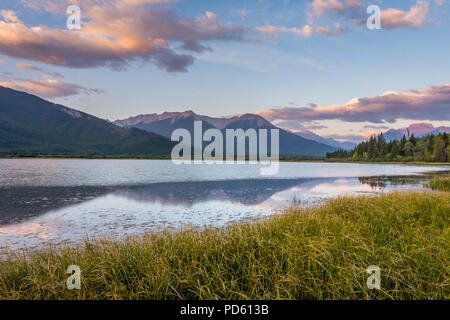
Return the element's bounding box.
[0,192,449,300]
[427,177,450,191]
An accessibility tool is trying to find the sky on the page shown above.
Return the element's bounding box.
[0,0,449,142]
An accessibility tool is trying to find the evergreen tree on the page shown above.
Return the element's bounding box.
[426,135,434,153]
[432,136,447,162]
[368,135,378,159]
[442,132,448,146]
[400,134,407,156]
[391,140,399,158]
[403,141,413,157]
[325,133,448,163]
[410,134,416,146]
[377,133,387,158]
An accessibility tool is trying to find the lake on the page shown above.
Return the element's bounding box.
[0,159,448,251]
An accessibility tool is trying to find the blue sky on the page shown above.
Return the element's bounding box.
[0,0,449,141]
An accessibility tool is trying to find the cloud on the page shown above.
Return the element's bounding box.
[258,0,431,40]
[435,0,446,6]
[381,0,429,29]
[308,0,364,20]
[0,2,248,72]
[321,133,366,143]
[315,23,344,36]
[273,119,328,131]
[364,125,390,130]
[257,23,343,38]
[257,25,314,38]
[0,78,102,98]
[14,63,65,78]
[265,0,432,40]
[20,0,178,12]
[15,63,43,71]
[256,84,450,124]
[0,10,20,23]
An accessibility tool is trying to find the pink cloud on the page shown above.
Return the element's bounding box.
[0,78,102,98]
[257,23,343,38]
[0,2,248,72]
[381,1,429,29]
[15,63,43,71]
[0,10,20,23]
[257,25,315,38]
[256,84,450,124]
[258,0,430,40]
[315,23,344,36]
[308,0,364,20]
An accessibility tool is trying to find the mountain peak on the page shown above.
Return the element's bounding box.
[383,122,449,141]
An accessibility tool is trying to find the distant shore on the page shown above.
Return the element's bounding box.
[1,155,449,166]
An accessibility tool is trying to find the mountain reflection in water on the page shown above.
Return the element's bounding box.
[0,172,446,250]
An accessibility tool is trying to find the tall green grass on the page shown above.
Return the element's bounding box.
[427,177,450,191]
[0,192,449,300]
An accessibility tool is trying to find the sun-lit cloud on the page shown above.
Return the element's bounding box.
[260,0,432,40]
[272,119,328,131]
[0,78,102,98]
[315,23,344,36]
[307,0,365,20]
[257,22,344,39]
[0,10,20,23]
[321,133,368,143]
[13,63,65,78]
[20,0,179,12]
[256,84,450,124]
[364,125,390,130]
[257,25,315,38]
[381,0,429,29]
[0,2,248,73]
[15,63,43,71]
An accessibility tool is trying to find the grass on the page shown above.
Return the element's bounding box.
[427,177,450,191]
[0,192,449,300]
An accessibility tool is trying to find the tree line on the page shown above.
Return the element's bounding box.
[326,132,450,162]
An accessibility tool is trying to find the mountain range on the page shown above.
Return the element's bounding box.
[0,86,174,156]
[114,111,337,157]
[0,86,336,157]
[2,85,447,158]
[295,130,357,150]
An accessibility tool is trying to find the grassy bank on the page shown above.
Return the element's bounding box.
[0,192,449,300]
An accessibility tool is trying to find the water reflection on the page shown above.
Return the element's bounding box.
[0,186,118,225]
[113,179,321,206]
[0,173,445,226]
[1,172,446,251]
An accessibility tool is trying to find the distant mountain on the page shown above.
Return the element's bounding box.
[118,111,217,139]
[0,86,174,156]
[115,111,337,157]
[116,110,231,130]
[296,130,356,151]
[383,123,450,142]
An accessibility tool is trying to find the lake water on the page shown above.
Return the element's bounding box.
[0,159,448,251]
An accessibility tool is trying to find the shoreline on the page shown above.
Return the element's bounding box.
[0,156,449,166]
